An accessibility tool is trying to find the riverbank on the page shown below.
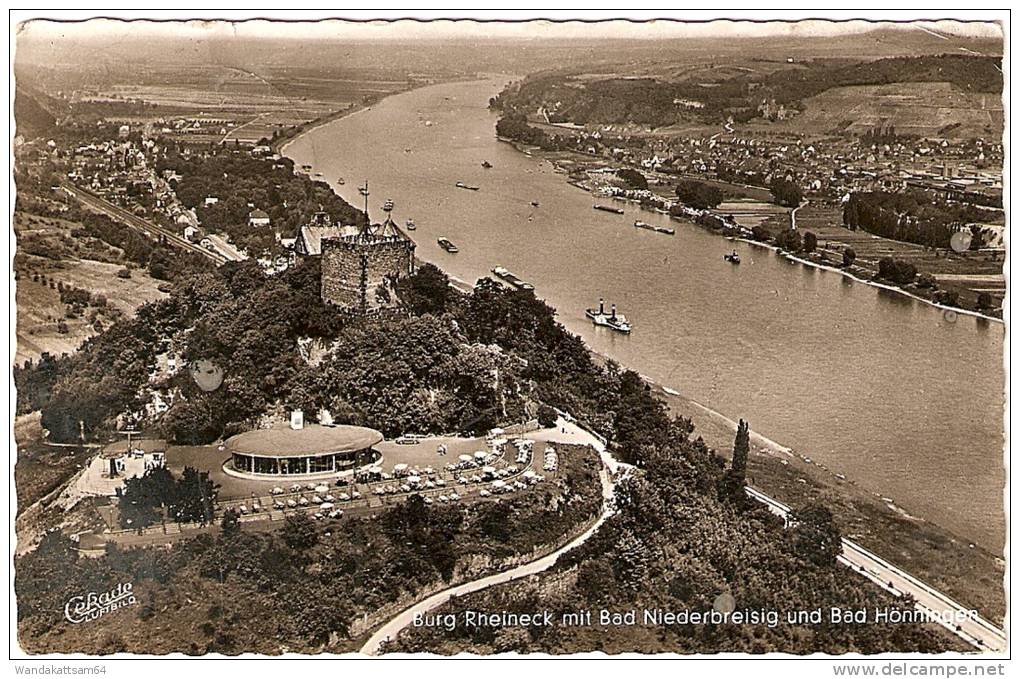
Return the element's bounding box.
[544,338,1005,622]
[275,81,431,156]
[737,236,1004,324]
[578,342,1004,622]
[514,140,1003,323]
[639,369,1005,623]
[275,102,370,156]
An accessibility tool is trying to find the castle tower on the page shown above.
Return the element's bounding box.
[319,189,417,313]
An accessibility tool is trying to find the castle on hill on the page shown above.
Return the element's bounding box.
[295,183,416,314]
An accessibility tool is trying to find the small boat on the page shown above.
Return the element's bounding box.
[530,201,540,207]
[594,204,624,214]
[455,181,480,191]
[481,160,492,169]
[585,298,631,333]
[438,237,459,253]
[492,266,534,291]
[634,220,675,235]
[724,251,741,264]
[405,218,416,231]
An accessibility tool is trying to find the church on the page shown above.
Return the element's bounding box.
[295,183,416,314]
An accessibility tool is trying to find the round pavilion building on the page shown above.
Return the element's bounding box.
[224,423,383,478]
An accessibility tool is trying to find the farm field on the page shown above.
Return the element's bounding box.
[73,70,417,144]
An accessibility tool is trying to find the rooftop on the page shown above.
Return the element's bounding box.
[224,424,383,457]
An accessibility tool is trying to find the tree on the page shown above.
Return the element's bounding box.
[790,504,843,567]
[844,198,860,230]
[933,290,960,307]
[576,559,616,600]
[842,247,856,268]
[769,177,802,208]
[161,395,225,445]
[396,263,452,316]
[616,168,648,191]
[495,113,550,147]
[537,403,558,428]
[718,419,750,506]
[173,467,217,525]
[676,180,723,210]
[877,258,917,285]
[478,501,512,542]
[220,508,240,536]
[802,231,817,253]
[976,292,994,310]
[732,419,750,478]
[282,513,319,551]
[775,228,802,252]
[119,467,177,529]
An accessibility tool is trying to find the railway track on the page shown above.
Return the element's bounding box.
[59,183,229,265]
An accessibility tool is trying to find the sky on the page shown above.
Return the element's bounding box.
[16,15,1004,44]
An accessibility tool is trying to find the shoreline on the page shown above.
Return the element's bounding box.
[277,102,374,156]
[737,236,1005,325]
[278,76,484,157]
[535,146,1004,325]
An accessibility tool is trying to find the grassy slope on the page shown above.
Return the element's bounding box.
[14,211,168,365]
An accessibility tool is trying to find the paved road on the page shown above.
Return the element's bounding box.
[205,233,248,262]
[790,200,805,230]
[746,487,1007,653]
[360,419,627,655]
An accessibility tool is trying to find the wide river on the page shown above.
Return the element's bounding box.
[285,77,1005,549]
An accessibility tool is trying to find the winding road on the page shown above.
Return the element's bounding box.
[360,418,627,655]
[362,420,1005,655]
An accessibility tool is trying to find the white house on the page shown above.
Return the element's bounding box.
[248,208,271,227]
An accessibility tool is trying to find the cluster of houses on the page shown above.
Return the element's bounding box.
[546,122,1003,207]
[59,127,292,270]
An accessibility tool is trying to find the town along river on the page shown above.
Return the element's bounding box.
[284,77,1005,550]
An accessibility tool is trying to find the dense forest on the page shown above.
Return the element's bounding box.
[14,249,958,654]
[676,180,723,210]
[15,259,664,464]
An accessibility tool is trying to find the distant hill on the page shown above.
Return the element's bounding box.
[495,54,1003,131]
[13,86,57,139]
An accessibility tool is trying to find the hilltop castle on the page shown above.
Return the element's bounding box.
[297,184,416,314]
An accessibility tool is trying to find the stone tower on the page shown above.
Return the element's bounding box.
[319,190,416,314]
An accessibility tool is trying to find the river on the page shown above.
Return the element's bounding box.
[283,77,1005,550]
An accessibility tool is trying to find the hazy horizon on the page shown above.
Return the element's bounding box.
[16,17,1003,44]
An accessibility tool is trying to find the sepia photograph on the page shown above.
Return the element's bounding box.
[6,9,1010,668]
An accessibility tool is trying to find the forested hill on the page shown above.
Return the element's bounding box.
[14,86,58,139]
[493,54,1003,128]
